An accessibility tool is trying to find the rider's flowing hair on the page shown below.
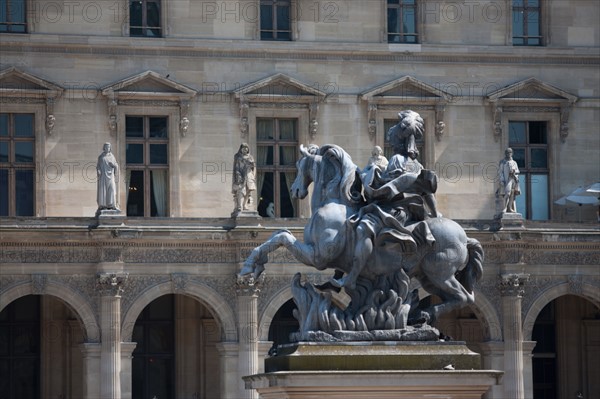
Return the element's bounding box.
[318,145,363,208]
[386,110,425,158]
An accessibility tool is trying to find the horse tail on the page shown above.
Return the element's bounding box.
[457,238,484,295]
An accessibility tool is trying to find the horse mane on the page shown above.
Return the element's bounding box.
[317,144,363,207]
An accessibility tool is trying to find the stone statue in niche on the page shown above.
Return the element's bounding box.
[496,147,521,216]
[239,110,484,342]
[232,143,256,216]
[96,142,119,213]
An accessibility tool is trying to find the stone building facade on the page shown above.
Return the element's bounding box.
[1,1,599,398]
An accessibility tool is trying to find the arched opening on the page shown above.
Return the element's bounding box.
[267,299,299,351]
[0,294,86,399]
[532,295,600,399]
[131,294,221,399]
[0,295,40,399]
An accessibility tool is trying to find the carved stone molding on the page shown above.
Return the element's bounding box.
[435,103,446,141]
[108,97,118,136]
[309,102,319,141]
[499,273,530,297]
[31,274,48,295]
[239,98,249,138]
[45,97,56,135]
[171,273,188,294]
[179,100,190,136]
[97,272,129,297]
[120,275,171,317]
[236,273,264,296]
[0,275,29,294]
[367,103,377,141]
[493,105,502,142]
[567,274,583,295]
[559,104,570,143]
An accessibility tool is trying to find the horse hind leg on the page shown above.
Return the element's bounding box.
[418,275,474,324]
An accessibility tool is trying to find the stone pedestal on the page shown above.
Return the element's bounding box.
[229,210,262,228]
[95,209,125,226]
[493,212,524,230]
[245,342,503,399]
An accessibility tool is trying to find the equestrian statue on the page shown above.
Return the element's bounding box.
[239,110,484,341]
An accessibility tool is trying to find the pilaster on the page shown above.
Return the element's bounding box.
[216,342,240,399]
[499,273,530,399]
[97,273,128,399]
[80,343,101,399]
[236,274,262,399]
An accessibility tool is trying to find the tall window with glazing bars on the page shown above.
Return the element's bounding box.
[387,0,417,43]
[0,0,26,32]
[260,0,292,41]
[513,0,542,46]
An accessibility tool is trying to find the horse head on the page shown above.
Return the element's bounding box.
[290,144,318,200]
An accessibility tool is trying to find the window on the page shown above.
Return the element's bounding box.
[0,113,35,217]
[509,121,549,220]
[132,295,175,399]
[0,0,26,32]
[387,0,417,43]
[130,0,161,37]
[256,118,297,217]
[532,300,556,399]
[125,116,169,217]
[260,0,291,41]
[384,118,425,164]
[513,0,542,46]
[0,296,40,399]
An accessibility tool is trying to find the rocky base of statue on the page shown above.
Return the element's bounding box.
[290,324,439,342]
[290,273,442,342]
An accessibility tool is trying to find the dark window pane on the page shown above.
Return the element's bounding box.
[279,146,295,165]
[132,325,144,353]
[527,11,539,35]
[12,358,39,399]
[529,122,547,144]
[258,171,274,217]
[278,120,296,140]
[127,170,144,216]
[531,174,548,220]
[509,122,526,144]
[530,148,547,168]
[279,172,295,217]
[0,114,7,136]
[15,142,34,163]
[512,148,526,168]
[15,169,33,216]
[12,0,26,23]
[261,5,273,30]
[126,117,144,138]
[0,326,7,355]
[146,357,173,399]
[146,1,161,37]
[149,117,167,138]
[0,142,7,162]
[13,325,39,355]
[403,8,416,34]
[127,143,144,164]
[388,0,400,4]
[388,8,399,34]
[276,5,290,31]
[258,146,273,166]
[257,119,274,140]
[147,295,173,320]
[130,1,142,31]
[14,114,33,137]
[0,169,7,216]
[149,144,167,164]
[148,325,173,353]
[150,170,168,217]
[13,296,39,321]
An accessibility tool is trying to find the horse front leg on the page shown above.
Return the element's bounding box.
[239,230,316,279]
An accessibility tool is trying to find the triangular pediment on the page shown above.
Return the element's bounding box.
[101,71,197,99]
[487,78,577,103]
[234,73,326,101]
[0,67,63,95]
[361,76,452,102]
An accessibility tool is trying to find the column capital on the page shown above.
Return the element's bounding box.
[499,273,530,297]
[236,273,263,296]
[97,272,129,297]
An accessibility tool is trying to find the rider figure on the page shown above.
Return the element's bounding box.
[331,110,438,289]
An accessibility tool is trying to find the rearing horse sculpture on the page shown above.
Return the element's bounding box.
[240,143,483,329]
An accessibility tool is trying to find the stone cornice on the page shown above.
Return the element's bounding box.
[1,38,599,66]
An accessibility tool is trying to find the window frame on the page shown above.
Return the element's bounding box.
[501,111,557,221]
[0,0,27,33]
[0,106,44,217]
[511,0,545,46]
[508,119,550,220]
[247,107,310,218]
[115,105,181,217]
[259,0,296,41]
[125,115,170,217]
[255,117,299,218]
[386,0,418,44]
[127,0,167,37]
